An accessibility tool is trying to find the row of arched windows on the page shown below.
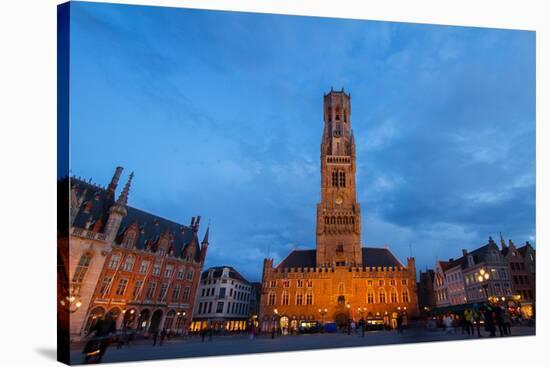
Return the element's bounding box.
[325,216,355,225]
[366,288,410,304]
[268,291,314,306]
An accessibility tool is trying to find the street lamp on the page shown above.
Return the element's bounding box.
[59,295,82,314]
[318,308,328,323]
[346,304,351,335]
[272,309,279,338]
[477,268,490,300]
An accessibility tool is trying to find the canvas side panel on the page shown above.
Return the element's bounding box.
[57,2,71,365]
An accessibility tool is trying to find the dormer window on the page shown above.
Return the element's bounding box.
[158,248,166,257]
[123,232,135,248]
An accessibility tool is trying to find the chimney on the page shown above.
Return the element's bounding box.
[462,249,468,257]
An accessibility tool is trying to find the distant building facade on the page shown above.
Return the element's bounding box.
[434,258,466,307]
[59,167,209,340]
[462,237,513,303]
[190,266,254,332]
[260,90,419,333]
[501,238,536,318]
[417,270,436,313]
[430,236,535,319]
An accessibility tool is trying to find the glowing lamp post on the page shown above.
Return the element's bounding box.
[477,268,490,300]
[318,308,328,324]
[60,295,82,314]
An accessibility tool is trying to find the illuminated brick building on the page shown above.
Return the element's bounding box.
[59,167,209,340]
[260,90,419,332]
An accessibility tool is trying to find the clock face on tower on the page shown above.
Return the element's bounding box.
[335,195,343,205]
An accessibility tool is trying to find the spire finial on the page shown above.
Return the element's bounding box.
[202,223,210,245]
[500,232,506,248]
[117,172,133,205]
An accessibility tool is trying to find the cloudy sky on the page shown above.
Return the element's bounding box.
[69,2,535,281]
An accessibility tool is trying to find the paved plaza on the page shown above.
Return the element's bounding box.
[70,325,535,364]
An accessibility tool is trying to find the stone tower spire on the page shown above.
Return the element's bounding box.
[316,89,362,267]
[200,223,210,263]
[104,172,133,243]
[116,172,134,205]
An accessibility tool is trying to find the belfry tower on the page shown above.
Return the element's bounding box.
[316,89,362,267]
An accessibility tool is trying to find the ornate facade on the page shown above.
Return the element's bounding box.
[260,90,419,332]
[58,167,209,340]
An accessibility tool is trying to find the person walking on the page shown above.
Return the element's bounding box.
[397,314,403,334]
[359,317,366,337]
[200,327,206,343]
[469,308,475,335]
[473,307,482,337]
[495,307,504,337]
[159,329,166,346]
[484,307,496,337]
[152,329,159,346]
[502,310,512,336]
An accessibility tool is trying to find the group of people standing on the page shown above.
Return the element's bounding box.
[440,305,513,337]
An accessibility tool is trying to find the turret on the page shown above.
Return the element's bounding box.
[262,258,274,283]
[104,172,133,244]
[107,166,124,197]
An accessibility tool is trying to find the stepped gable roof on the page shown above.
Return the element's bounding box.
[275,247,405,269]
[201,266,250,284]
[70,177,199,261]
[517,242,535,258]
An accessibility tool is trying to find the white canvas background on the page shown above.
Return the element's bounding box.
[0,0,546,366]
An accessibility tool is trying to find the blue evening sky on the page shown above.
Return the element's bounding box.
[69,1,535,281]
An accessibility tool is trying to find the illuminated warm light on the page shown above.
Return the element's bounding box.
[76,301,82,308]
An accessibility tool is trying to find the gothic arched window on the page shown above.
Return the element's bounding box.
[339,171,346,187]
[282,291,289,305]
[379,289,386,303]
[367,289,375,304]
[72,252,92,285]
[332,171,338,187]
[390,288,398,303]
[402,289,410,303]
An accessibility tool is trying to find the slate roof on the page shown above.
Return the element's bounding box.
[276,247,405,269]
[69,177,202,262]
[201,266,250,284]
[439,257,464,272]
